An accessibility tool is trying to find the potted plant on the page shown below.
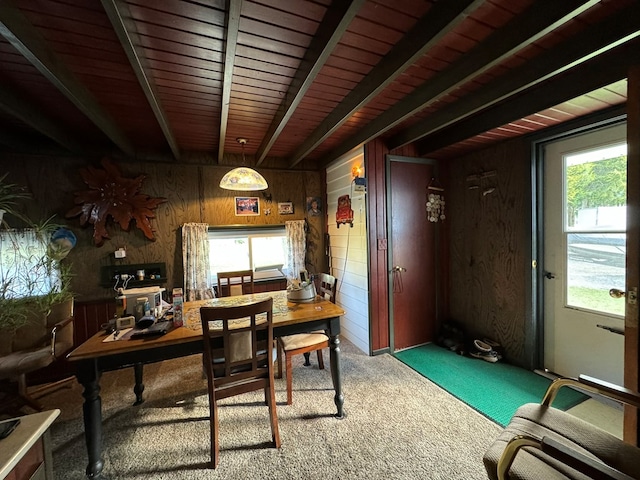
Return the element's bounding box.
[0,187,75,355]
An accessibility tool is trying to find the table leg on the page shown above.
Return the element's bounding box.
[133,362,144,405]
[329,334,345,418]
[76,361,104,478]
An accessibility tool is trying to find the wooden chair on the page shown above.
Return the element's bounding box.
[200,297,280,468]
[276,273,337,405]
[216,270,254,297]
[484,374,640,480]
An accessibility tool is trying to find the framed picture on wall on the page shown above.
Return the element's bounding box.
[306,196,321,216]
[235,197,260,216]
[278,202,294,214]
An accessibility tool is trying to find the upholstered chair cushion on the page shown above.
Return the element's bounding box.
[483,403,640,480]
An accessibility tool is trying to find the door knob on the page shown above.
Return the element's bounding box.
[392,266,406,272]
[609,288,625,299]
[610,287,637,304]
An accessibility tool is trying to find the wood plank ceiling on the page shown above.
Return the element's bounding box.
[0,0,637,170]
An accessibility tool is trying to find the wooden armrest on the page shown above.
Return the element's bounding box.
[541,375,640,409]
[52,316,74,330]
[497,435,635,480]
[578,374,640,408]
[541,436,635,480]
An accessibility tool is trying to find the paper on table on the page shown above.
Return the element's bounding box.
[101,328,133,343]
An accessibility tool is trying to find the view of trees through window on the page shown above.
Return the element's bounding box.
[565,145,626,316]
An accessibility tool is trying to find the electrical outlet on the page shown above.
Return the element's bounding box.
[114,247,126,259]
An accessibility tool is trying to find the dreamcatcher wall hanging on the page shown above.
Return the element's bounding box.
[426,178,445,223]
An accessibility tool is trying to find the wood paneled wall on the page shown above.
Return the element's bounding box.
[448,138,532,367]
[326,149,369,354]
[0,154,323,303]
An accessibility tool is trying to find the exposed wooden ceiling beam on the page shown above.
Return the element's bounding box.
[416,39,640,156]
[0,84,83,152]
[389,3,640,150]
[218,0,242,163]
[321,0,599,166]
[255,0,365,166]
[101,0,181,160]
[288,0,484,168]
[0,0,135,156]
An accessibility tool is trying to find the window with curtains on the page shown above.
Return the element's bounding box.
[208,226,287,283]
[0,229,60,299]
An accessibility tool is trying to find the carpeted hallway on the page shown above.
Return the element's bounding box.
[39,339,503,479]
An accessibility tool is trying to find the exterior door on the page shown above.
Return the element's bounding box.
[543,123,627,384]
[388,158,437,351]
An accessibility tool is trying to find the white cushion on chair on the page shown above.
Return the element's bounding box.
[280,333,328,351]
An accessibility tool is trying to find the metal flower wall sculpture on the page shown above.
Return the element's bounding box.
[66,158,166,246]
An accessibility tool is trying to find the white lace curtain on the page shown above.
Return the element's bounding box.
[181,223,214,301]
[283,220,306,282]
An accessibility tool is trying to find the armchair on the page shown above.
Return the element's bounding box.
[484,374,640,480]
[0,315,74,413]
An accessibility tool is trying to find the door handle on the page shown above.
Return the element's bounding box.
[544,271,555,279]
[610,287,638,304]
[609,288,625,299]
[391,266,405,293]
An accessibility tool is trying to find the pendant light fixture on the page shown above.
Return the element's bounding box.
[219,138,268,191]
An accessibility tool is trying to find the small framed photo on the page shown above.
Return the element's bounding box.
[306,196,322,216]
[278,202,294,215]
[235,197,260,216]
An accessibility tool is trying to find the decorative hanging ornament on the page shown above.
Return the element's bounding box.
[426,178,445,223]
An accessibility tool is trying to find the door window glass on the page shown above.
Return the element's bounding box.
[564,143,626,316]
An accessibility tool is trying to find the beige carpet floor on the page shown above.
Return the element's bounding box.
[38,339,503,480]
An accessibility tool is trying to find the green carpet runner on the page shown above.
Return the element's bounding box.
[394,343,588,426]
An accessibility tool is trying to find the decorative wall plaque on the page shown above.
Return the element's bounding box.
[66,158,166,246]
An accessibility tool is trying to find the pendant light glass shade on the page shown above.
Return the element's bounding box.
[219,166,268,191]
[220,138,268,191]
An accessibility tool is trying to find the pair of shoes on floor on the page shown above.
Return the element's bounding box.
[482,337,503,360]
[469,339,501,363]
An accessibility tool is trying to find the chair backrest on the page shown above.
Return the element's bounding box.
[216,269,254,297]
[317,273,337,303]
[200,297,273,400]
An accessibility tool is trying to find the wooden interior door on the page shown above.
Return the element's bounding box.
[388,158,437,351]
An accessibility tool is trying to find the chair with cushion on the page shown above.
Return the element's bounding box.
[216,269,254,297]
[483,374,640,480]
[0,314,74,413]
[200,297,280,468]
[276,273,337,405]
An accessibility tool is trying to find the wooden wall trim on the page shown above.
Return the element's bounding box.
[365,139,389,352]
[625,64,640,445]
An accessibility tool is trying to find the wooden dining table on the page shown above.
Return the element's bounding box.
[67,290,346,479]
